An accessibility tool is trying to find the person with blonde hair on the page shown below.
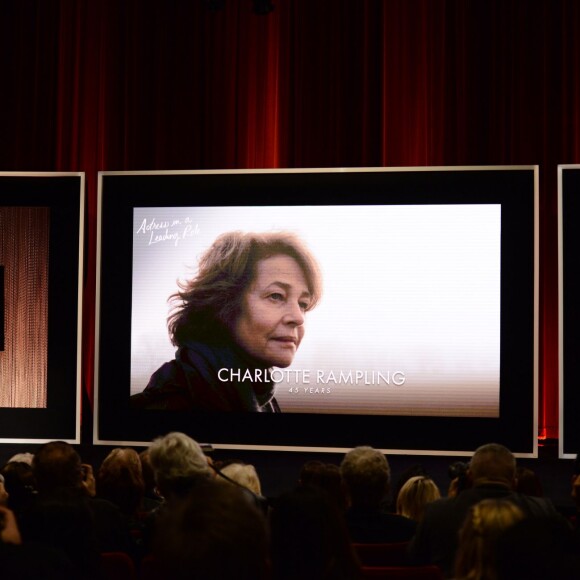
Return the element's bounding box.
[396,475,441,522]
[454,498,524,580]
[219,462,262,496]
[131,230,322,413]
[214,461,269,515]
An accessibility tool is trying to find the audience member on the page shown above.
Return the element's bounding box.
[97,447,145,517]
[142,431,215,553]
[0,461,37,516]
[219,461,262,495]
[396,475,441,522]
[298,460,348,512]
[409,442,561,578]
[388,463,429,511]
[453,498,524,580]
[18,441,134,578]
[96,446,151,560]
[340,445,416,543]
[7,453,34,466]
[1,503,74,579]
[31,442,89,496]
[269,485,361,580]
[213,460,270,515]
[138,447,163,510]
[515,466,543,497]
[147,431,214,501]
[152,481,270,580]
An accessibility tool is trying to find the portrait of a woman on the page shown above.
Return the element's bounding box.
[130,230,322,413]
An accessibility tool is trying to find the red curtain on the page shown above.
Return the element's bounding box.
[2,0,580,439]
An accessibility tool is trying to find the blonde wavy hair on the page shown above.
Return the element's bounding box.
[454,498,525,580]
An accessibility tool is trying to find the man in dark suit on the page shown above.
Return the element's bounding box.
[408,442,561,578]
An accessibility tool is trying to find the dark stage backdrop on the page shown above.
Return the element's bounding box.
[2,0,580,441]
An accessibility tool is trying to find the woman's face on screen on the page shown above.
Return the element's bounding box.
[233,254,311,368]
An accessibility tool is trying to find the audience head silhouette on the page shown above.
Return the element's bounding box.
[269,485,360,580]
[340,446,390,508]
[96,447,145,516]
[515,466,543,497]
[396,475,441,522]
[218,462,262,496]
[468,443,516,488]
[32,441,84,495]
[153,482,269,580]
[148,431,213,499]
[298,460,347,512]
[454,498,524,580]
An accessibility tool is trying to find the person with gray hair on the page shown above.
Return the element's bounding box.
[340,446,416,543]
[148,431,214,500]
[409,442,561,578]
[142,432,216,555]
[6,453,34,466]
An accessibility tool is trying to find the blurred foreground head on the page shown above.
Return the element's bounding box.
[154,482,269,580]
[454,498,524,580]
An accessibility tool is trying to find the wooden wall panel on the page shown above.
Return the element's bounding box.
[0,207,49,407]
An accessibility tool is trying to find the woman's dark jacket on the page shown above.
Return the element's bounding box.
[130,340,280,412]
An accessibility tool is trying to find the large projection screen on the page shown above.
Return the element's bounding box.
[559,165,580,458]
[0,173,84,443]
[95,167,538,456]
